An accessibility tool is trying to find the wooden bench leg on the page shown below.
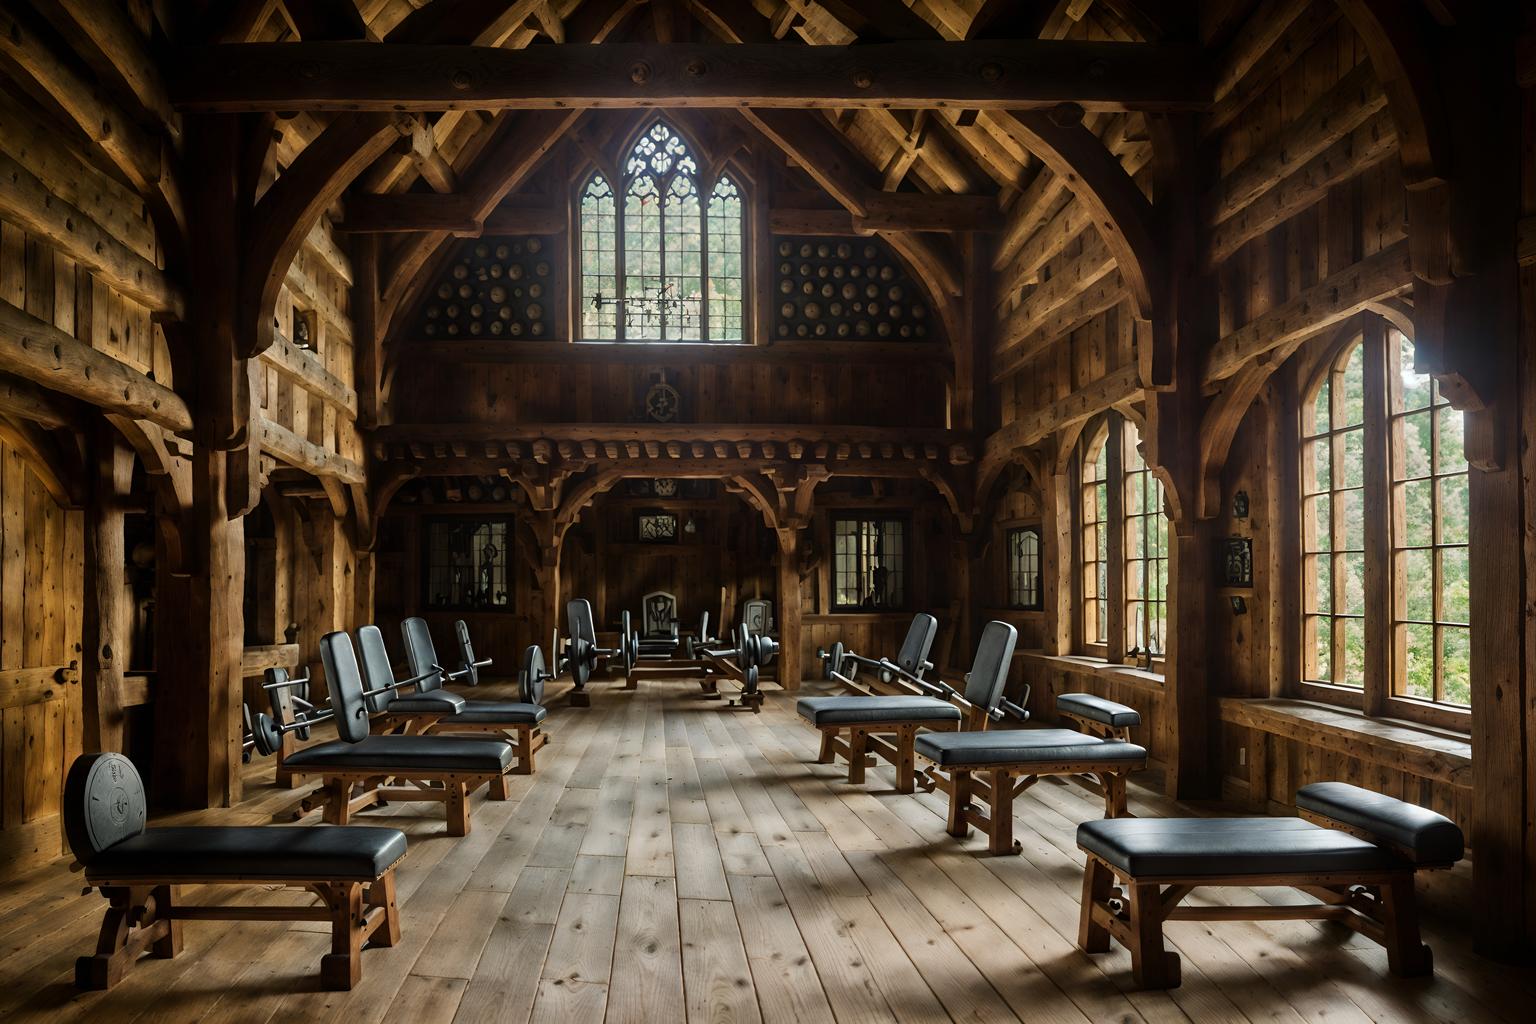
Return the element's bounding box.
[513,726,535,775]
[322,778,353,825]
[75,885,171,990]
[446,782,471,836]
[817,729,837,764]
[1380,877,1433,976]
[321,883,365,991]
[1102,772,1128,818]
[490,771,511,801]
[947,771,972,839]
[894,727,916,795]
[367,872,401,949]
[1078,857,1114,953]
[847,729,868,785]
[149,885,183,959]
[1127,882,1180,988]
[988,768,1018,855]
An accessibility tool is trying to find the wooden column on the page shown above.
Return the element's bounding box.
[82,427,134,753]
[776,526,803,690]
[1164,515,1215,798]
[1041,464,1073,655]
[152,113,248,808]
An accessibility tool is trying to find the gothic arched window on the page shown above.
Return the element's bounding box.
[579,123,745,343]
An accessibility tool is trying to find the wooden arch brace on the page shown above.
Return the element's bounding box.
[241,113,414,357]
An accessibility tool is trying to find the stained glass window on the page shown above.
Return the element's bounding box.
[579,122,746,343]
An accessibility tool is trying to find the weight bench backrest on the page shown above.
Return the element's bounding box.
[358,625,401,713]
[962,620,1019,711]
[64,752,147,865]
[320,630,372,744]
[454,620,481,685]
[641,592,677,638]
[567,598,598,645]
[742,599,772,635]
[896,613,938,676]
[1295,782,1465,866]
[401,617,445,693]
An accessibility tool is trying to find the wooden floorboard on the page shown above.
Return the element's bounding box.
[6,675,1530,1024]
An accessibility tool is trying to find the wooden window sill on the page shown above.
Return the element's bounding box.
[1017,651,1166,689]
[1219,697,1471,786]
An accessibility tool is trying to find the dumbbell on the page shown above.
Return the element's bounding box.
[250,667,333,757]
[566,609,639,687]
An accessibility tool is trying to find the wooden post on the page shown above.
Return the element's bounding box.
[1041,466,1073,655]
[82,427,134,753]
[775,525,803,691]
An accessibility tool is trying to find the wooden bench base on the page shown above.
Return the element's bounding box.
[387,713,547,776]
[77,873,400,992]
[920,760,1134,854]
[816,720,958,793]
[281,770,504,836]
[1078,855,1434,988]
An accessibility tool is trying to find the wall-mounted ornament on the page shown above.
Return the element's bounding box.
[652,478,678,497]
[1232,490,1250,519]
[636,511,678,543]
[1221,537,1253,588]
[770,236,943,343]
[415,235,560,340]
[644,375,681,422]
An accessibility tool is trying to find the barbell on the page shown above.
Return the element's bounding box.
[249,667,333,757]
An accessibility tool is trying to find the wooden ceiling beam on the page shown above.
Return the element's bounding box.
[169,40,1212,112]
[279,0,372,40]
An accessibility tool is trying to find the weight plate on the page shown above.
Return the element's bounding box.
[743,663,760,696]
[293,710,312,742]
[455,620,480,686]
[63,752,146,863]
[684,635,695,659]
[826,642,844,681]
[620,610,636,673]
[570,636,594,687]
[520,645,546,705]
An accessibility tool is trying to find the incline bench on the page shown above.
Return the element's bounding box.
[66,753,406,991]
[381,620,548,774]
[1077,781,1466,988]
[280,630,515,836]
[917,692,1148,854]
[798,618,1016,794]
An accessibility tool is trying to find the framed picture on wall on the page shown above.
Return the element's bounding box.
[636,510,678,544]
[1222,537,1253,588]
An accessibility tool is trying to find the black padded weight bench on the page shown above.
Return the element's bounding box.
[797,619,1016,794]
[1076,781,1465,989]
[280,630,515,836]
[383,620,548,774]
[917,693,1148,854]
[66,753,406,992]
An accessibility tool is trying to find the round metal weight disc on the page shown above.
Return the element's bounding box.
[63,752,146,862]
[253,712,282,756]
[570,637,593,687]
[826,642,844,681]
[521,645,546,705]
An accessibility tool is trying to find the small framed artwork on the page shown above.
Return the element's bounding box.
[636,511,678,544]
[1222,537,1253,588]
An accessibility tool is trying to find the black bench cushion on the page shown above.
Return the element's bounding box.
[915,728,1147,767]
[1078,816,1404,877]
[1295,782,1464,865]
[387,691,468,714]
[797,695,962,725]
[84,825,408,883]
[448,701,547,725]
[1057,693,1141,728]
[285,735,513,773]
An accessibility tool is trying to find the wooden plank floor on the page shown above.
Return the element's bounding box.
[3,675,1532,1024]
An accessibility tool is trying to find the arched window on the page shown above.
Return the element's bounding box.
[1081,427,1109,646]
[579,122,746,343]
[1078,414,1171,661]
[1123,422,1168,656]
[1299,325,1470,721]
[1301,343,1366,688]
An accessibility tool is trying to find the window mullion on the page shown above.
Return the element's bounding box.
[1361,320,1391,716]
[1105,416,1127,663]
